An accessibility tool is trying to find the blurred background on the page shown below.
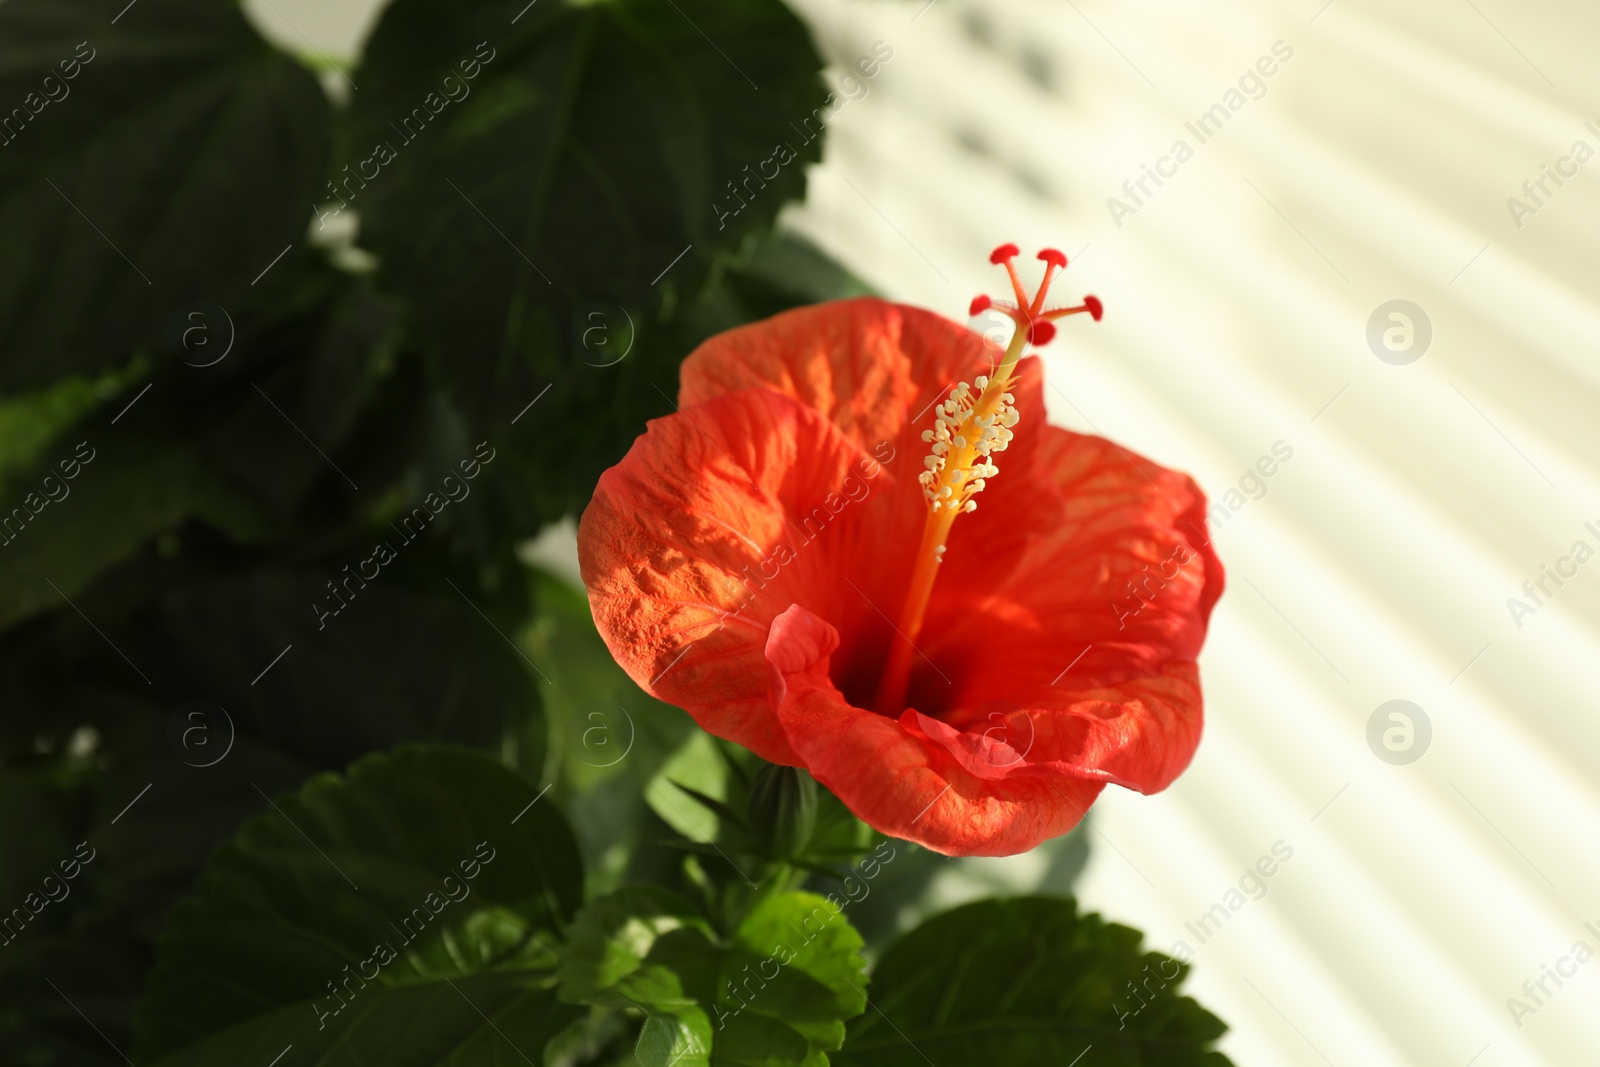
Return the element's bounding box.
[9,0,1598,1062]
[254,0,1600,1060]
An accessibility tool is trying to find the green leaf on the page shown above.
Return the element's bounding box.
[346,0,827,528]
[0,434,260,630]
[729,891,868,1029]
[0,712,305,1067]
[0,0,330,390]
[676,231,873,344]
[131,746,584,1066]
[561,888,867,1067]
[560,888,716,1067]
[143,566,547,765]
[0,255,402,633]
[0,369,132,486]
[653,738,739,843]
[836,897,1234,1066]
[0,553,547,777]
[157,253,402,530]
[558,886,715,1003]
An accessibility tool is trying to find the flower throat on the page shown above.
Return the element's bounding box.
[872,245,1102,714]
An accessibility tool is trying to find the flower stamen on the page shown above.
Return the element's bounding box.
[873,244,1102,714]
[917,375,1016,514]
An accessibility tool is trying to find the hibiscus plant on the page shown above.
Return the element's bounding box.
[0,0,1231,1064]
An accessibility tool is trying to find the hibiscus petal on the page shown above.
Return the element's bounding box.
[939,663,1206,794]
[1042,663,1208,792]
[763,604,1106,857]
[680,297,1001,453]
[577,386,913,765]
[919,425,1222,794]
[931,427,1219,673]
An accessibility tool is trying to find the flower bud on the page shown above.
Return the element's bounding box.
[746,764,817,860]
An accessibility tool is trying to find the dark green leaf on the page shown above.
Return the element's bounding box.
[0,552,547,776]
[676,231,873,343]
[0,0,330,389]
[159,254,402,530]
[0,255,401,632]
[125,562,547,780]
[132,746,583,1066]
[0,704,312,1067]
[0,369,130,486]
[0,434,260,630]
[347,0,828,528]
[836,897,1233,1066]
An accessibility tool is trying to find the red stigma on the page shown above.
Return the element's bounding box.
[970,241,1098,348]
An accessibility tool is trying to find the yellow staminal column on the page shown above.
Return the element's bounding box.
[873,327,1026,714]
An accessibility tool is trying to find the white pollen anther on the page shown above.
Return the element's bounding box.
[916,376,1019,520]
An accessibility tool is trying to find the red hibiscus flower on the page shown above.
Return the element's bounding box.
[578,245,1224,856]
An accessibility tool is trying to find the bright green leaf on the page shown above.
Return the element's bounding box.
[650,732,734,844]
[559,886,716,1004]
[561,888,867,1066]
